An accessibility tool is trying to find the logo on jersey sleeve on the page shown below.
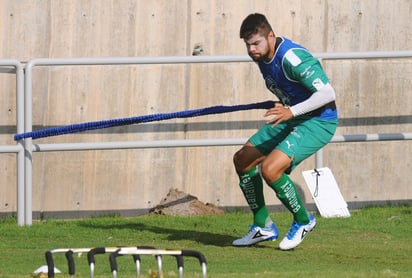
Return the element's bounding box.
[300,66,315,80]
[312,78,326,90]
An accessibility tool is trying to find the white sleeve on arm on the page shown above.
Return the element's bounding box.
[289,83,336,117]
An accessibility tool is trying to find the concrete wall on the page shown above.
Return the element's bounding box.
[1,0,411,218]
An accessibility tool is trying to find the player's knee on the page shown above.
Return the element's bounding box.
[234,146,254,172]
[260,160,282,183]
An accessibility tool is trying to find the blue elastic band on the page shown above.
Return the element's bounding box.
[14,100,275,141]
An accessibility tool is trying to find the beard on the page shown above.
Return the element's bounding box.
[249,49,271,62]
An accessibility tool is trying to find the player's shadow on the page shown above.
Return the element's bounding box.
[80,221,240,247]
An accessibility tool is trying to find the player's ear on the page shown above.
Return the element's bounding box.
[267,31,276,44]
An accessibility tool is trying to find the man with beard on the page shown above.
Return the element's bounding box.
[232,13,338,250]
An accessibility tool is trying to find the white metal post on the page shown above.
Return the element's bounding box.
[24,62,34,225]
[15,62,25,226]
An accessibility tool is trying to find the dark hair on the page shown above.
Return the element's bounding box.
[239,13,273,39]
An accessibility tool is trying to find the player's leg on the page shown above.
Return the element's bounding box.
[264,117,337,250]
[261,149,311,224]
[261,150,316,250]
[232,142,278,246]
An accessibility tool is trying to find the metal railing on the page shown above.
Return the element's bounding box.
[2,51,412,225]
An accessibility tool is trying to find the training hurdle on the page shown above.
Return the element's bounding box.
[45,246,207,278]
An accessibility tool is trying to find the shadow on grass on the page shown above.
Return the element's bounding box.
[79,221,272,248]
[79,221,233,246]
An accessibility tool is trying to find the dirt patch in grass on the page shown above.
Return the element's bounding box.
[149,188,224,216]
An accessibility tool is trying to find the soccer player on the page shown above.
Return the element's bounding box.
[232,13,338,250]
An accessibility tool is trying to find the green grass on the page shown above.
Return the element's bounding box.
[0,205,411,277]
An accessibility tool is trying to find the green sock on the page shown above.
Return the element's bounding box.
[269,174,309,224]
[238,167,271,228]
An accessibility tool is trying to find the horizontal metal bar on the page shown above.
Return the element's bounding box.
[314,50,412,59]
[118,247,182,256]
[0,59,22,67]
[32,133,412,152]
[49,248,92,254]
[26,50,412,68]
[332,133,412,142]
[33,138,248,152]
[0,144,23,153]
[26,55,252,67]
